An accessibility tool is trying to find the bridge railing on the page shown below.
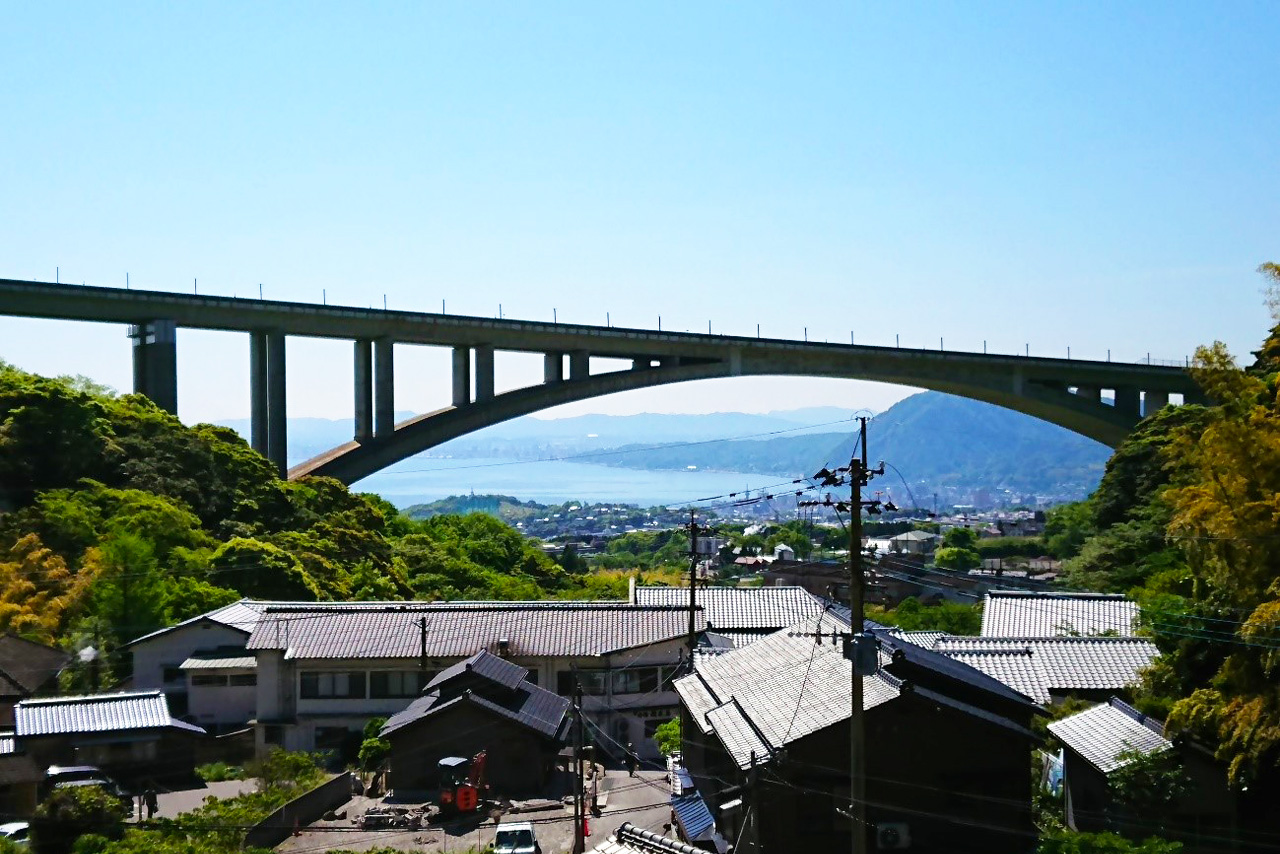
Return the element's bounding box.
[1136,355,1192,368]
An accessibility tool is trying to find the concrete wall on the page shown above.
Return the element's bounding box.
[131,622,249,693]
[242,773,353,850]
[186,668,256,730]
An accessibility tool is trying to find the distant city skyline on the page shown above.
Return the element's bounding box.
[2,2,1277,423]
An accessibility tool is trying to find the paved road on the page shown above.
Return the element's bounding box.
[278,769,675,853]
[143,779,257,820]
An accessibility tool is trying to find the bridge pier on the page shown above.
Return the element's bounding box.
[354,339,373,442]
[475,345,495,401]
[452,347,470,406]
[129,320,178,415]
[569,350,590,380]
[375,339,394,438]
[1114,387,1141,417]
[265,331,287,477]
[250,332,269,454]
[1144,391,1169,415]
[544,353,563,383]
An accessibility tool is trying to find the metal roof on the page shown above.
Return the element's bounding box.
[674,615,900,770]
[247,602,705,660]
[671,791,717,841]
[933,636,1159,694]
[15,691,207,737]
[981,590,1139,637]
[634,586,827,632]
[0,734,12,755]
[1048,698,1171,774]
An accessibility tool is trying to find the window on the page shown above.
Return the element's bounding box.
[263,725,284,745]
[192,675,227,687]
[369,670,429,699]
[229,674,257,687]
[300,671,367,699]
[558,670,610,696]
[162,666,184,683]
[613,667,666,695]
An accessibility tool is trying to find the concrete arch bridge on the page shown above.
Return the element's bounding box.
[0,279,1203,484]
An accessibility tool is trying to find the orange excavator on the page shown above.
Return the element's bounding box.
[438,751,488,815]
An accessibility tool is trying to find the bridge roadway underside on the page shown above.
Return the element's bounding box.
[0,278,1204,483]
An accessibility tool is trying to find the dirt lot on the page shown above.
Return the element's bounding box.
[276,768,676,853]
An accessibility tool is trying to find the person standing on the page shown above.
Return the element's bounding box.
[143,784,158,820]
[626,742,638,777]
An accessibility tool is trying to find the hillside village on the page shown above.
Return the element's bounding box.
[4,310,1280,854]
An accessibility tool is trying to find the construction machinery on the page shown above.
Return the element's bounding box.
[438,751,488,815]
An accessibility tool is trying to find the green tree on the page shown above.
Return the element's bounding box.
[654,718,682,757]
[31,785,127,854]
[934,546,980,571]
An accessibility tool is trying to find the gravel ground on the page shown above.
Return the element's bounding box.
[277,769,676,853]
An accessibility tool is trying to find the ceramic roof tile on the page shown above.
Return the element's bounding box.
[247,603,705,660]
[590,823,703,854]
[981,591,1139,637]
[936,648,1050,704]
[426,650,529,692]
[0,635,70,696]
[634,586,826,632]
[15,690,206,737]
[1048,698,1171,774]
[675,615,899,769]
[934,637,1158,694]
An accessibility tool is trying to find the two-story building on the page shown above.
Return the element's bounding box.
[244,601,705,760]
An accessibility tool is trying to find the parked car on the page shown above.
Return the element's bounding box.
[41,766,132,810]
[0,821,29,845]
[491,821,541,854]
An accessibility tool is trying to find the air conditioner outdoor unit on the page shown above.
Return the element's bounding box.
[876,822,911,850]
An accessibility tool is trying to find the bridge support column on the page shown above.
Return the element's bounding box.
[1114,386,1141,416]
[266,331,287,477]
[250,332,269,454]
[569,350,590,380]
[129,320,178,415]
[375,339,394,438]
[1144,391,1169,415]
[475,345,495,401]
[544,353,563,383]
[1074,385,1100,402]
[452,347,471,406]
[354,340,373,442]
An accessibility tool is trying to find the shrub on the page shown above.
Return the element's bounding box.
[195,761,244,782]
[31,785,127,854]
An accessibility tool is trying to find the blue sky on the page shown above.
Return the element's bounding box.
[2,1,1277,424]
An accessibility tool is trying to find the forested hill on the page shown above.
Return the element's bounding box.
[588,392,1111,497]
[0,363,627,690]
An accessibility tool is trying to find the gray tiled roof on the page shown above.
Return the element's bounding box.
[933,637,1158,694]
[590,822,704,854]
[247,603,705,660]
[15,691,207,737]
[0,635,70,696]
[937,648,1049,704]
[426,650,529,692]
[1048,698,1171,774]
[634,586,826,632]
[674,615,900,769]
[981,590,1139,637]
[126,598,271,646]
[180,654,257,670]
[382,655,570,741]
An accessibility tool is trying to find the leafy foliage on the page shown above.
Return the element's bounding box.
[32,785,127,854]
[654,718,681,757]
[866,596,981,635]
[1036,829,1182,854]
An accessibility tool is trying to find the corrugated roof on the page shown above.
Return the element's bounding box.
[981,590,1139,637]
[0,734,13,755]
[671,791,717,841]
[634,586,826,632]
[1048,698,1171,774]
[248,603,705,660]
[15,690,207,737]
[934,637,1159,694]
[674,616,900,769]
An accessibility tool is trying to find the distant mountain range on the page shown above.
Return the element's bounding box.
[216,393,1110,501]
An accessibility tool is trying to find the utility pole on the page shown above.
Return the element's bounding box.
[418,616,428,676]
[685,512,718,663]
[802,417,888,854]
[573,678,586,854]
